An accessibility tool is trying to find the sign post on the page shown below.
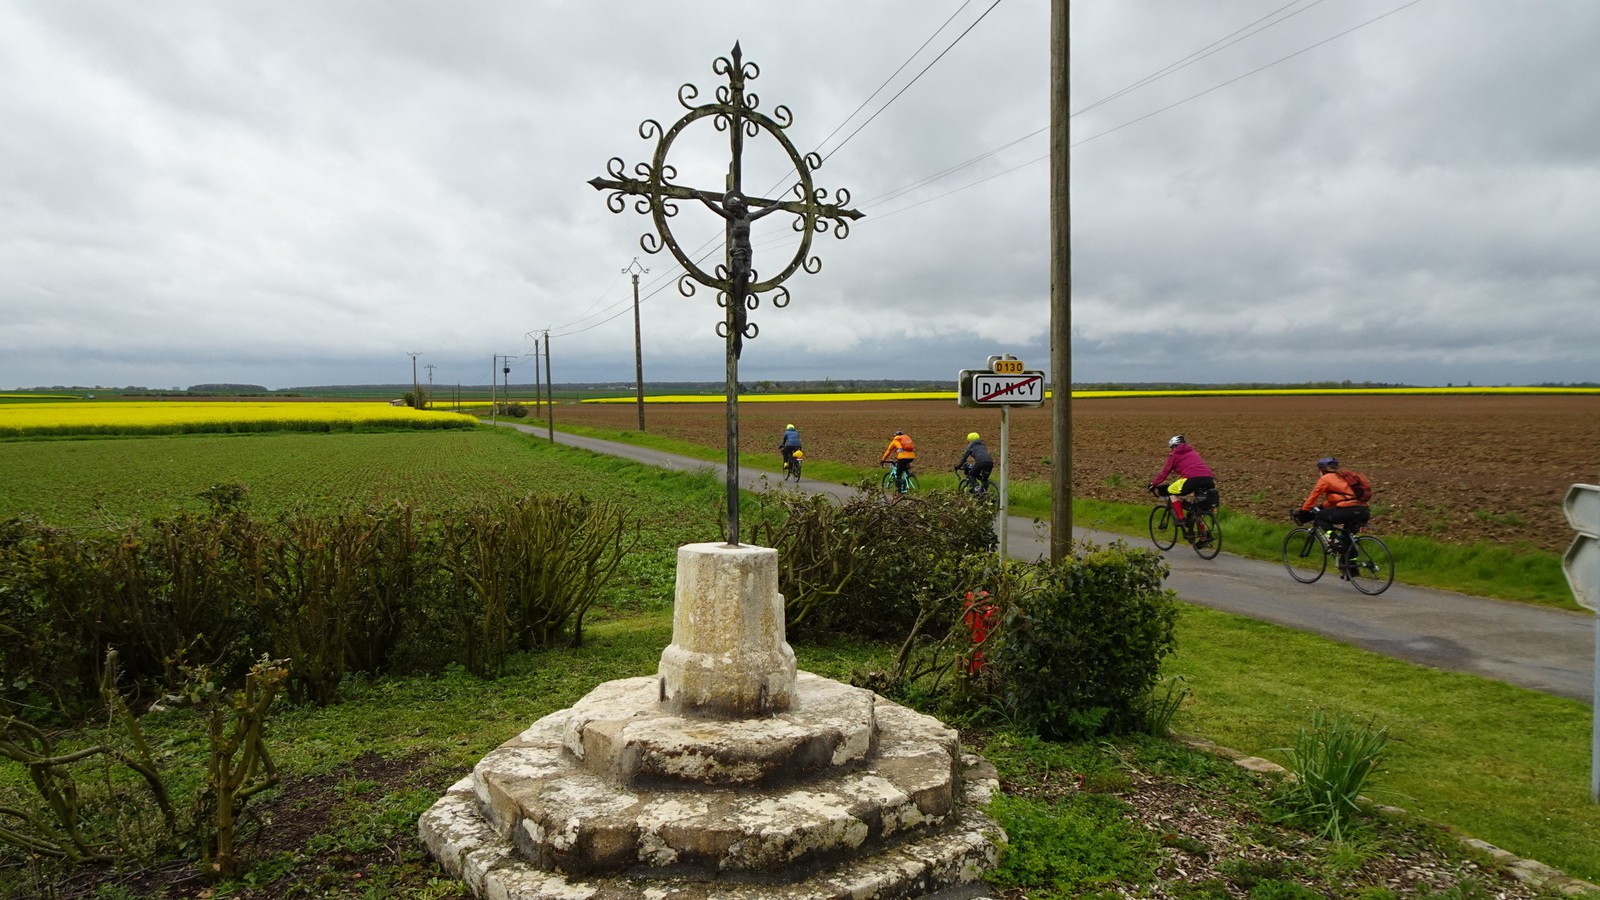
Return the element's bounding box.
[959,356,1046,558]
[1563,483,1600,802]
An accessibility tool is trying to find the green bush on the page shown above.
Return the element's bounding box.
[0,493,637,718]
[751,485,996,640]
[987,542,1178,739]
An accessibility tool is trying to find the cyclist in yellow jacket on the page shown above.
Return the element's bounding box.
[880,431,917,484]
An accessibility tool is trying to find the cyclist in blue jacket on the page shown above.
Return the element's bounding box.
[778,424,803,472]
[954,432,993,495]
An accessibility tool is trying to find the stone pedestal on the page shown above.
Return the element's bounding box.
[420,543,1004,898]
[657,543,797,717]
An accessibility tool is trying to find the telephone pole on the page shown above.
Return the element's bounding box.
[543,330,554,442]
[407,352,421,409]
[501,354,515,414]
[623,258,649,431]
[424,364,436,408]
[1049,0,1073,562]
[526,331,542,424]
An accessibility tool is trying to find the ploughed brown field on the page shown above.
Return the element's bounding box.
[557,393,1600,555]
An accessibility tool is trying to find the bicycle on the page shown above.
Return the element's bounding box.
[1281,516,1394,595]
[954,464,992,500]
[782,449,804,483]
[1147,484,1222,559]
[881,461,919,495]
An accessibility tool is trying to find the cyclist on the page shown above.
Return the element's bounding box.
[953,432,993,495]
[1149,434,1216,522]
[1295,457,1370,562]
[778,424,802,474]
[880,430,916,488]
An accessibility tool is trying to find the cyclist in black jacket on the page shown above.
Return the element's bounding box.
[954,432,993,495]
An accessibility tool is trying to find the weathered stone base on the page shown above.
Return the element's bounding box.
[420,672,1004,899]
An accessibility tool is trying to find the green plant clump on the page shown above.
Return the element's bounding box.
[986,544,1178,740]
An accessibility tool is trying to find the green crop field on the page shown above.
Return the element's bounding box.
[0,426,724,532]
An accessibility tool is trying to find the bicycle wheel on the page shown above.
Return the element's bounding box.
[1149,505,1178,550]
[789,459,802,482]
[882,469,898,492]
[904,472,919,492]
[1281,527,1326,583]
[1346,535,1395,595]
[1191,510,1221,559]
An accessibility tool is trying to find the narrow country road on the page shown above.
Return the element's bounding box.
[503,422,1594,704]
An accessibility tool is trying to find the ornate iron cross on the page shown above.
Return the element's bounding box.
[589,43,862,546]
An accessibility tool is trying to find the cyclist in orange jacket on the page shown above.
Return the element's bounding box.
[1296,456,1371,535]
[880,431,916,483]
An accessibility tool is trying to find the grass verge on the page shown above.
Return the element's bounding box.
[548,422,1574,609]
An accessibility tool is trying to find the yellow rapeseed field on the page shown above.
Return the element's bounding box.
[583,385,1597,403]
[0,401,475,437]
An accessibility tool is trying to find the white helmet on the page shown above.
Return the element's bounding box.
[1168,435,1185,448]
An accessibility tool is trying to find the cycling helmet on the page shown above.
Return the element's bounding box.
[966,432,980,442]
[894,431,904,436]
[785,424,795,430]
[1317,456,1339,469]
[1168,435,1185,448]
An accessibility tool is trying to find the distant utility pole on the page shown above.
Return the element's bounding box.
[543,330,554,442]
[526,331,542,423]
[424,364,436,408]
[408,352,422,409]
[1049,0,1073,563]
[501,354,515,413]
[624,258,650,431]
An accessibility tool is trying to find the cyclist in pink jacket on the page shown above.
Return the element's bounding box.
[1150,435,1217,522]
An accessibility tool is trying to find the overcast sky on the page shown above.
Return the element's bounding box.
[3,0,1596,390]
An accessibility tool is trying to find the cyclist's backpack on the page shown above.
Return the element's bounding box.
[1338,470,1374,503]
[898,435,915,453]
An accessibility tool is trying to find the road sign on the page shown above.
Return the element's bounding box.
[1566,537,1598,611]
[992,358,1025,374]
[1564,484,1600,611]
[958,370,1046,408]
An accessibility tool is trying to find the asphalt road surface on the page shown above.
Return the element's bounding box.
[504,422,1594,704]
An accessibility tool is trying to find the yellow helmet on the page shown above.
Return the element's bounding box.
[966,432,980,442]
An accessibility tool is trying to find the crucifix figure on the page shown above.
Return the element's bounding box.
[700,188,781,360]
[590,43,862,545]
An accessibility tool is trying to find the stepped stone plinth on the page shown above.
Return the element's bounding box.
[420,543,1004,898]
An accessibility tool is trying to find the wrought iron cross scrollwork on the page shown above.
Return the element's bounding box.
[589,43,862,546]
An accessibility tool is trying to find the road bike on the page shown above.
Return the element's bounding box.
[1148,485,1222,559]
[782,449,804,483]
[881,462,919,495]
[1281,520,1394,595]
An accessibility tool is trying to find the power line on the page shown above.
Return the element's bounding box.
[1071,0,1426,151]
[808,0,980,158]
[1074,0,1329,119]
[815,0,1008,166]
[868,0,1428,220]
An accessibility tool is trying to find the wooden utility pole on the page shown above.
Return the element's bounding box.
[543,331,554,442]
[624,258,649,431]
[424,364,435,408]
[408,352,421,409]
[1049,0,1073,562]
[527,333,541,423]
